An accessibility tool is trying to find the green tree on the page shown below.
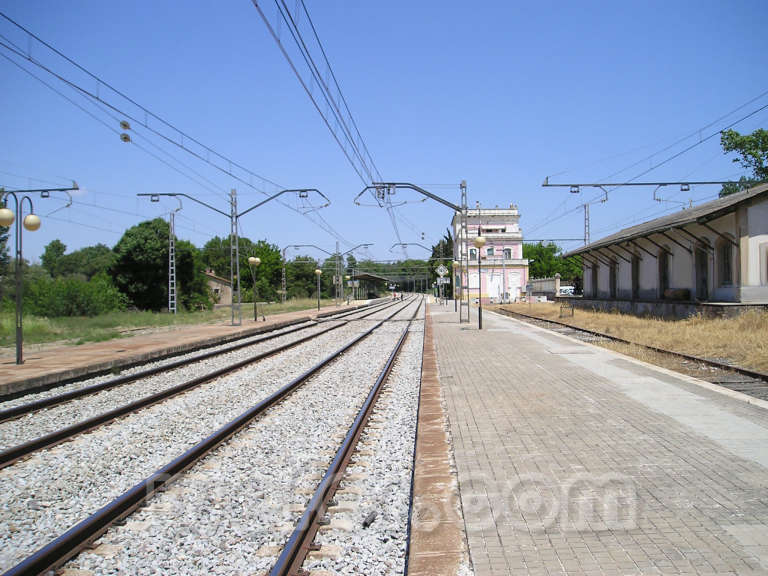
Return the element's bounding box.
[111,218,210,311]
[0,224,10,303]
[285,256,319,299]
[201,235,281,299]
[719,128,768,196]
[430,229,454,297]
[523,242,582,283]
[41,239,67,277]
[59,244,115,279]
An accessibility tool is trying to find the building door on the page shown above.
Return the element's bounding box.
[695,247,708,301]
[487,271,502,302]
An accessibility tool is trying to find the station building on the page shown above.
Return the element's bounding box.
[564,183,768,317]
[451,203,530,303]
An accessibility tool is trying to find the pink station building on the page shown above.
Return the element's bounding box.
[451,203,530,304]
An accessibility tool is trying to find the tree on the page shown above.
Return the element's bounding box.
[719,128,768,197]
[41,240,115,280]
[41,239,67,277]
[430,229,454,298]
[285,256,319,299]
[0,224,10,303]
[523,242,582,282]
[111,218,210,311]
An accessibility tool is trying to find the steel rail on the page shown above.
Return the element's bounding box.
[0,299,396,423]
[494,307,768,383]
[1,298,419,576]
[0,321,350,469]
[270,297,424,576]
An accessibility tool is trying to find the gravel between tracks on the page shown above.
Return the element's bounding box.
[0,300,418,572]
[0,321,342,450]
[306,318,424,575]
[0,320,318,413]
[61,306,421,574]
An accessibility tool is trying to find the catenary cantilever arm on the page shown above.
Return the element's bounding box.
[238,188,328,219]
[137,193,229,218]
[355,182,461,212]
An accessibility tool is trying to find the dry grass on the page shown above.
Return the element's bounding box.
[495,302,768,373]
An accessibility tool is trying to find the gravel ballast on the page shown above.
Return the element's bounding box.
[0,300,417,572]
[0,321,343,450]
[0,320,318,413]
[61,302,422,574]
[305,317,424,575]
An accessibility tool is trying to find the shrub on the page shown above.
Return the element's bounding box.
[26,273,127,317]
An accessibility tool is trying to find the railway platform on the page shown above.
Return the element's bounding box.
[429,303,768,575]
[0,303,357,397]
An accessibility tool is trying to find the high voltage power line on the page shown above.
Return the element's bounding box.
[0,11,355,248]
[530,90,768,240]
[251,1,415,255]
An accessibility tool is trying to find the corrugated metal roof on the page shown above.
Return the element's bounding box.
[564,182,768,256]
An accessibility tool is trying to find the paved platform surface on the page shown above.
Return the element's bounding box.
[0,304,353,396]
[430,304,768,575]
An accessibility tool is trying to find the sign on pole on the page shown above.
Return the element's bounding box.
[436,264,448,277]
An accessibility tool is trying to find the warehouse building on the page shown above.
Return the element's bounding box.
[564,183,768,317]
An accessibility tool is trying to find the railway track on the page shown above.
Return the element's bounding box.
[270,300,423,575]
[0,297,424,575]
[493,307,768,401]
[0,299,408,466]
[0,298,393,418]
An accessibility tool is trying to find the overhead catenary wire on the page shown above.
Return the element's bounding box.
[252,1,417,250]
[533,89,768,241]
[0,13,354,247]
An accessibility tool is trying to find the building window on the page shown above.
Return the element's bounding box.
[486,247,494,257]
[609,260,617,298]
[717,237,733,287]
[470,248,477,260]
[504,248,512,259]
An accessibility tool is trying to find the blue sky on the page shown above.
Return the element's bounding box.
[1,1,767,264]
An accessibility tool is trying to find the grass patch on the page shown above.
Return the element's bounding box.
[496,302,768,373]
[0,298,337,349]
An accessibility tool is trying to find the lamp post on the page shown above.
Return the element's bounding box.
[247,256,263,321]
[1,191,42,364]
[314,269,323,311]
[474,230,486,330]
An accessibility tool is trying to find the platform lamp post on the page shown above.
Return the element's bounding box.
[2,183,78,364]
[1,191,40,365]
[474,230,486,330]
[247,256,263,321]
[315,269,323,311]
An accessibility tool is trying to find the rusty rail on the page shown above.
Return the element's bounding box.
[270,297,424,575]
[1,298,417,576]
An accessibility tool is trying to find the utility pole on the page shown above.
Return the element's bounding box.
[459,180,470,322]
[139,188,329,326]
[584,203,590,245]
[335,240,341,306]
[230,189,241,326]
[168,199,182,314]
